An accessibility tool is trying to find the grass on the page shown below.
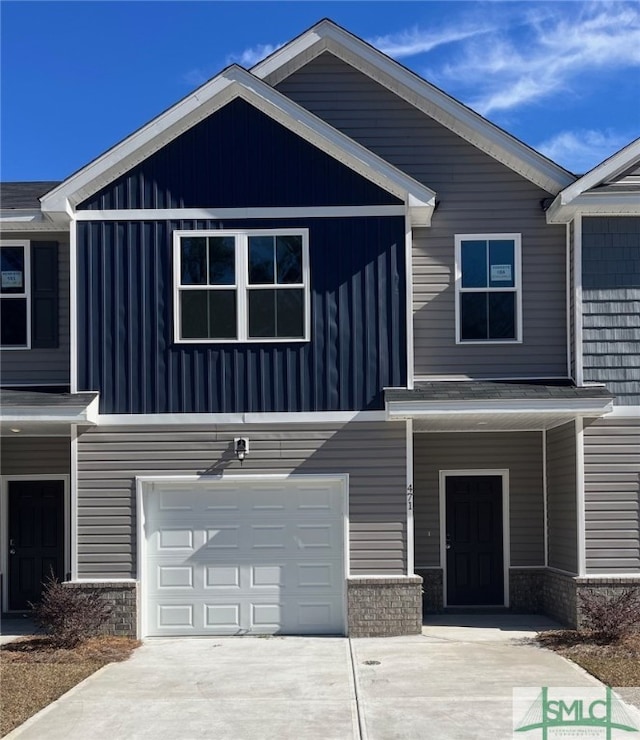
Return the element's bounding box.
[536,630,640,686]
[0,635,140,737]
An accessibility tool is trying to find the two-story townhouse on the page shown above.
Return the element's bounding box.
[0,19,635,637]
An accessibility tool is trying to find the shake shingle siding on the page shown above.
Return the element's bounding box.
[276,52,568,379]
[76,421,407,578]
[584,417,640,573]
[582,217,640,404]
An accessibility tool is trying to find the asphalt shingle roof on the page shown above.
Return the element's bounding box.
[385,381,614,403]
[0,181,61,209]
[1,389,97,408]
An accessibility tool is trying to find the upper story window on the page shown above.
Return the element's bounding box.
[455,234,522,343]
[173,229,310,343]
[1,241,30,348]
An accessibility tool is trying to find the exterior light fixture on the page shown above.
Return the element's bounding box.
[10,428,21,433]
[234,437,249,462]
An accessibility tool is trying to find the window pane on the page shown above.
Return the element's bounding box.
[208,237,235,285]
[460,292,488,340]
[0,298,27,345]
[488,292,516,339]
[249,236,274,284]
[489,240,515,288]
[181,290,236,339]
[461,240,487,288]
[248,290,276,337]
[207,291,237,339]
[1,246,25,294]
[276,289,304,337]
[180,238,207,285]
[276,235,303,284]
[181,290,209,338]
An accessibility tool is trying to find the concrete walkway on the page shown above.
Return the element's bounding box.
[5,616,640,740]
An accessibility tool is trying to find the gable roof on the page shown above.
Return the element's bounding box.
[252,19,575,196]
[39,65,435,225]
[547,137,640,222]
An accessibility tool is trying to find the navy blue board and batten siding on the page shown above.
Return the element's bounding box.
[77,99,401,210]
[77,216,406,414]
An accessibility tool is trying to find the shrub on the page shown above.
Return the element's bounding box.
[578,588,640,643]
[30,573,112,648]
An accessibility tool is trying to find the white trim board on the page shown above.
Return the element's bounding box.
[73,206,406,221]
[252,19,574,195]
[438,469,510,609]
[96,410,388,425]
[40,66,435,227]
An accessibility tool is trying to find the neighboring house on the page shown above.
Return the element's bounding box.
[0,19,637,637]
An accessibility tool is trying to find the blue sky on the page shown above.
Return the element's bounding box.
[2,0,639,181]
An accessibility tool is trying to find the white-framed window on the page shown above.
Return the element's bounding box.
[0,240,31,349]
[454,234,522,343]
[173,229,310,343]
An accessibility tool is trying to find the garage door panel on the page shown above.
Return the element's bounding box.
[144,478,345,636]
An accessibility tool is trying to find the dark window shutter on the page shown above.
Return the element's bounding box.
[31,242,59,348]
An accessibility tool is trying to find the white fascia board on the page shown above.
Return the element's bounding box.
[41,65,434,220]
[97,410,387,426]
[2,396,99,426]
[252,20,574,195]
[0,210,69,232]
[557,138,640,204]
[547,192,640,223]
[386,398,614,418]
[74,206,405,221]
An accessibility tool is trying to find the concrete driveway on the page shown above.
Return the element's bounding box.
[6,616,640,740]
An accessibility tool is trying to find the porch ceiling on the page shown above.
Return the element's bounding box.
[385,381,614,432]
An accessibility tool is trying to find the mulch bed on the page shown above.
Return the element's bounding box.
[0,635,140,737]
[536,630,640,686]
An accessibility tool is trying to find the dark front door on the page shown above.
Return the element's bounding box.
[8,480,65,611]
[445,475,504,606]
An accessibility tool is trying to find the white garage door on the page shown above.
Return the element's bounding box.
[142,476,346,637]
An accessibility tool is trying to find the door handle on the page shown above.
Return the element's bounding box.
[446,533,451,550]
[9,548,16,555]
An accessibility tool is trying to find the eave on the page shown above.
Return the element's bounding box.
[0,391,99,436]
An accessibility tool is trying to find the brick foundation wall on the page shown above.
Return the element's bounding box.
[575,577,640,629]
[62,581,138,637]
[509,569,545,613]
[347,576,423,637]
[415,569,443,613]
[543,570,578,627]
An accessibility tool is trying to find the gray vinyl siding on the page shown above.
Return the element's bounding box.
[0,436,70,475]
[413,432,544,568]
[276,53,568,378]
[582,217,640,404]
[546,422,578,573]
[570,221,575,381]
[583,417,640,573]
[76,421,406,578]
[0,233,70,386]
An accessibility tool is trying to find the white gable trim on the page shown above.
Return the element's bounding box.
[252,20,574,196]
[547,138,640,223]
[40,66,435,227]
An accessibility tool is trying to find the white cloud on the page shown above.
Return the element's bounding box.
[434,2,640,115]
[536,129,633,173]
[181,68,214,87]
[226,42,283,68]
[369,24,495,59]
